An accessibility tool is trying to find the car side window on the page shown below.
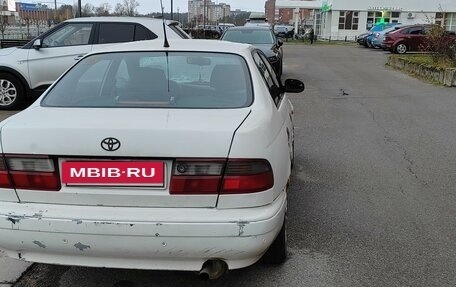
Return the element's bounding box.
[408,27,424,35]
[98,23,135,44]
[42,23,93,47]
[253,51,282,106]
[134,24,158,41]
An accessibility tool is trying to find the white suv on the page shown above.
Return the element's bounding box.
[0,17,190,110]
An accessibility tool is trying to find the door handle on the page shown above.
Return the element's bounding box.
[74,54,85,60]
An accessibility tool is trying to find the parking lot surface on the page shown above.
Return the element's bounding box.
[3,44,456,287]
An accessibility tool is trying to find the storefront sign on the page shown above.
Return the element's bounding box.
[322,1,332,12]
[19,3,48,11]
[368,6,403,11]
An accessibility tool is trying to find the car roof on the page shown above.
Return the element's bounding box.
[90,39,253,55]
[394,24,430,31]
[65,16,178,26]
[226,26,272,31]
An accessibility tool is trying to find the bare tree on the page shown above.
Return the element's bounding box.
[0,0,6,39]
[82,3,95,17]
[56,5,74,22]
[95,3,111,16]
[113,3,124,16]
[114,0,139,17]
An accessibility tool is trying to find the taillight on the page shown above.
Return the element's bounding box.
[0,157,12,188]
[221,159,273,194]
[169,159,273,195]
[4,155,61,191]
[170,159,225,194]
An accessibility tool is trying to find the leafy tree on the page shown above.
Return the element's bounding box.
[422,25,456,65]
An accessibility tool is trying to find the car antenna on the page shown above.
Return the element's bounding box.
[160,0,170,48]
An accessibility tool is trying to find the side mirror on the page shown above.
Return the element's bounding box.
[277,39,283,47]
[33,39,42,50]
[284,79,305,93]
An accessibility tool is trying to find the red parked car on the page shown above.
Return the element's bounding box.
[383,24,456,54]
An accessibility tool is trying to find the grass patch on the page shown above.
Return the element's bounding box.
[391,54,456,69]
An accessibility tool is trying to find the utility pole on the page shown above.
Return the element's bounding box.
[78,0,82,17]
[203,0,206,28]
[171,0,173,20]
[54,0,57,23]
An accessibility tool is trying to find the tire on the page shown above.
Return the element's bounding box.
[290,126,295,170]
[290,138,295,170]
[262,214,287,264]
[0,73,25,110]
[395,43,408,54]
[278,63,283,79]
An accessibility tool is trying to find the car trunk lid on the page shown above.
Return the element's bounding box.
[0,107,250,207]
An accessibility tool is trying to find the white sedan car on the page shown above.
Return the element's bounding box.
[0,39,304,279]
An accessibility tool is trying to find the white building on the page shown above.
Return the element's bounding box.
[188,0,231,25]
[276,0,456,40]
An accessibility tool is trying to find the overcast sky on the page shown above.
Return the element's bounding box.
[60,0,266,13]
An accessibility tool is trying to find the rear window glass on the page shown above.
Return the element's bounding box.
[41,52,252,109]
[222,29,274,44]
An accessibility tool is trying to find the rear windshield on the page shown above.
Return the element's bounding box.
[41,52,253,109]
[222,29,274,44]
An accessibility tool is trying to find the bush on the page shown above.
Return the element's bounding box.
[422,25,456,65]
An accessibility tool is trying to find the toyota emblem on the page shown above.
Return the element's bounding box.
[101,137,121,152]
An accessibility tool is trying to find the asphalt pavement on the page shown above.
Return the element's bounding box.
[3,44,456,287]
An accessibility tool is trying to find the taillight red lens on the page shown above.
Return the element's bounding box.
[0,157,12,188]
[4,155,61,191]
[221,159,273,194]
[169,158,274,195]
[170,176,221,194]
[9,171,61,191]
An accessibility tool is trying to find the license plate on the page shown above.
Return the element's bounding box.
[61,161,165,186]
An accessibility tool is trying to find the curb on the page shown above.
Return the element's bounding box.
[387,56,456,87]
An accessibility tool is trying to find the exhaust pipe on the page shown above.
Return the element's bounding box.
[199,259,228,280]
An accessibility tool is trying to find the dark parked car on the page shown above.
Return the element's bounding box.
[383,24,456,54]
[274,25,294,38]
[357,33,369,46]
[220,26,283,77]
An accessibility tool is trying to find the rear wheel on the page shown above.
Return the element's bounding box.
[0,73,25,110]
[395,43,408,54]
[262,213,287,264]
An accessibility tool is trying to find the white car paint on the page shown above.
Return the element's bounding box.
[0,39,301,272]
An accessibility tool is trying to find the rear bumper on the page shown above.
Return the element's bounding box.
[382,41,393,50]
[0,192,286,271]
